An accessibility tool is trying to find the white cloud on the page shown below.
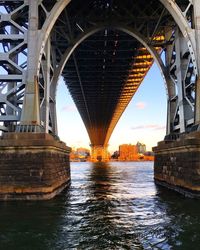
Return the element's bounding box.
[135,102,146,109]
[61,104,77,112]
[131,124,165,131]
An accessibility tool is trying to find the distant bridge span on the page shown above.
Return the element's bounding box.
[0,0,200,199]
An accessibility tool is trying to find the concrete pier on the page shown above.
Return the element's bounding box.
[90,145,110,162]
[154,132,200,198]
[0,133,71,200]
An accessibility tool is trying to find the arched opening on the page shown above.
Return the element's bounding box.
[56,60,167,156]
[53,25,167,162]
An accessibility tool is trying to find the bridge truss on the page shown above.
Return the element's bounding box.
[0,0,200,147]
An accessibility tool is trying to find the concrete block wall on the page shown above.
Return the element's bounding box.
[0,133,71,200]
[154,132,200,198]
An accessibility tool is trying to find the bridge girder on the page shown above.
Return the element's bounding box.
[0,0,199,147]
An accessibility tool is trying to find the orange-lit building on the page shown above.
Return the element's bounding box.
[70,147,90,161]
[76,147,90,156]
[119,144,138,161]
[143,151,154,161]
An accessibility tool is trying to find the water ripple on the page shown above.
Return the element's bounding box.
[0,162,200,249]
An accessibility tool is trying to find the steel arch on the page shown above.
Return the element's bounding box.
[37,0,196,76]
[51,24,167,97]
[49,24,168,145]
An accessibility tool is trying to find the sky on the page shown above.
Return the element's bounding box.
[56,62,167,153]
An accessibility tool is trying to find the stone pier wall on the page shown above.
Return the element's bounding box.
[153,132,200,198]
[0,133,71,200]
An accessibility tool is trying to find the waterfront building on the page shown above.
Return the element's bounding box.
[70,147,90,161]
[119,144,138,161]
[136,142,146,154]
[76,148,90,157]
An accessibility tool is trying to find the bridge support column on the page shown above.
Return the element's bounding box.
[154,132,200,198]
[194,0,200,126]
[0,133,71,200]
[90,145,110,162]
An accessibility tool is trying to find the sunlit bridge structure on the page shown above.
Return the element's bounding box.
[0,0,200,199]
[63,29,163,161]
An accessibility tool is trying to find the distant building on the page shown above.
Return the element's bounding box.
[70,148,77,161]
[76,147,90,157]
[119,144,138,161]
[136,142,146,154]
[144,151,154,161]
[70,147,90,161]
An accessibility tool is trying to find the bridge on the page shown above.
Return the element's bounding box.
[0,0,200,199]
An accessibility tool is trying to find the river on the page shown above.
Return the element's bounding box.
[0,162,200,250]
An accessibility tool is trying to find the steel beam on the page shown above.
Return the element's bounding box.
[193,0,200,125]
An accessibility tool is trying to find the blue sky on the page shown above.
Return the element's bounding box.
[56,62,167,153]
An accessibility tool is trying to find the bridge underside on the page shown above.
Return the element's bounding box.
[58,0,167,147]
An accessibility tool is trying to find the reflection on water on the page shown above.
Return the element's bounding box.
[0,162,200,249]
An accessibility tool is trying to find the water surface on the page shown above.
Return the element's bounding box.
[0,162,200,249]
